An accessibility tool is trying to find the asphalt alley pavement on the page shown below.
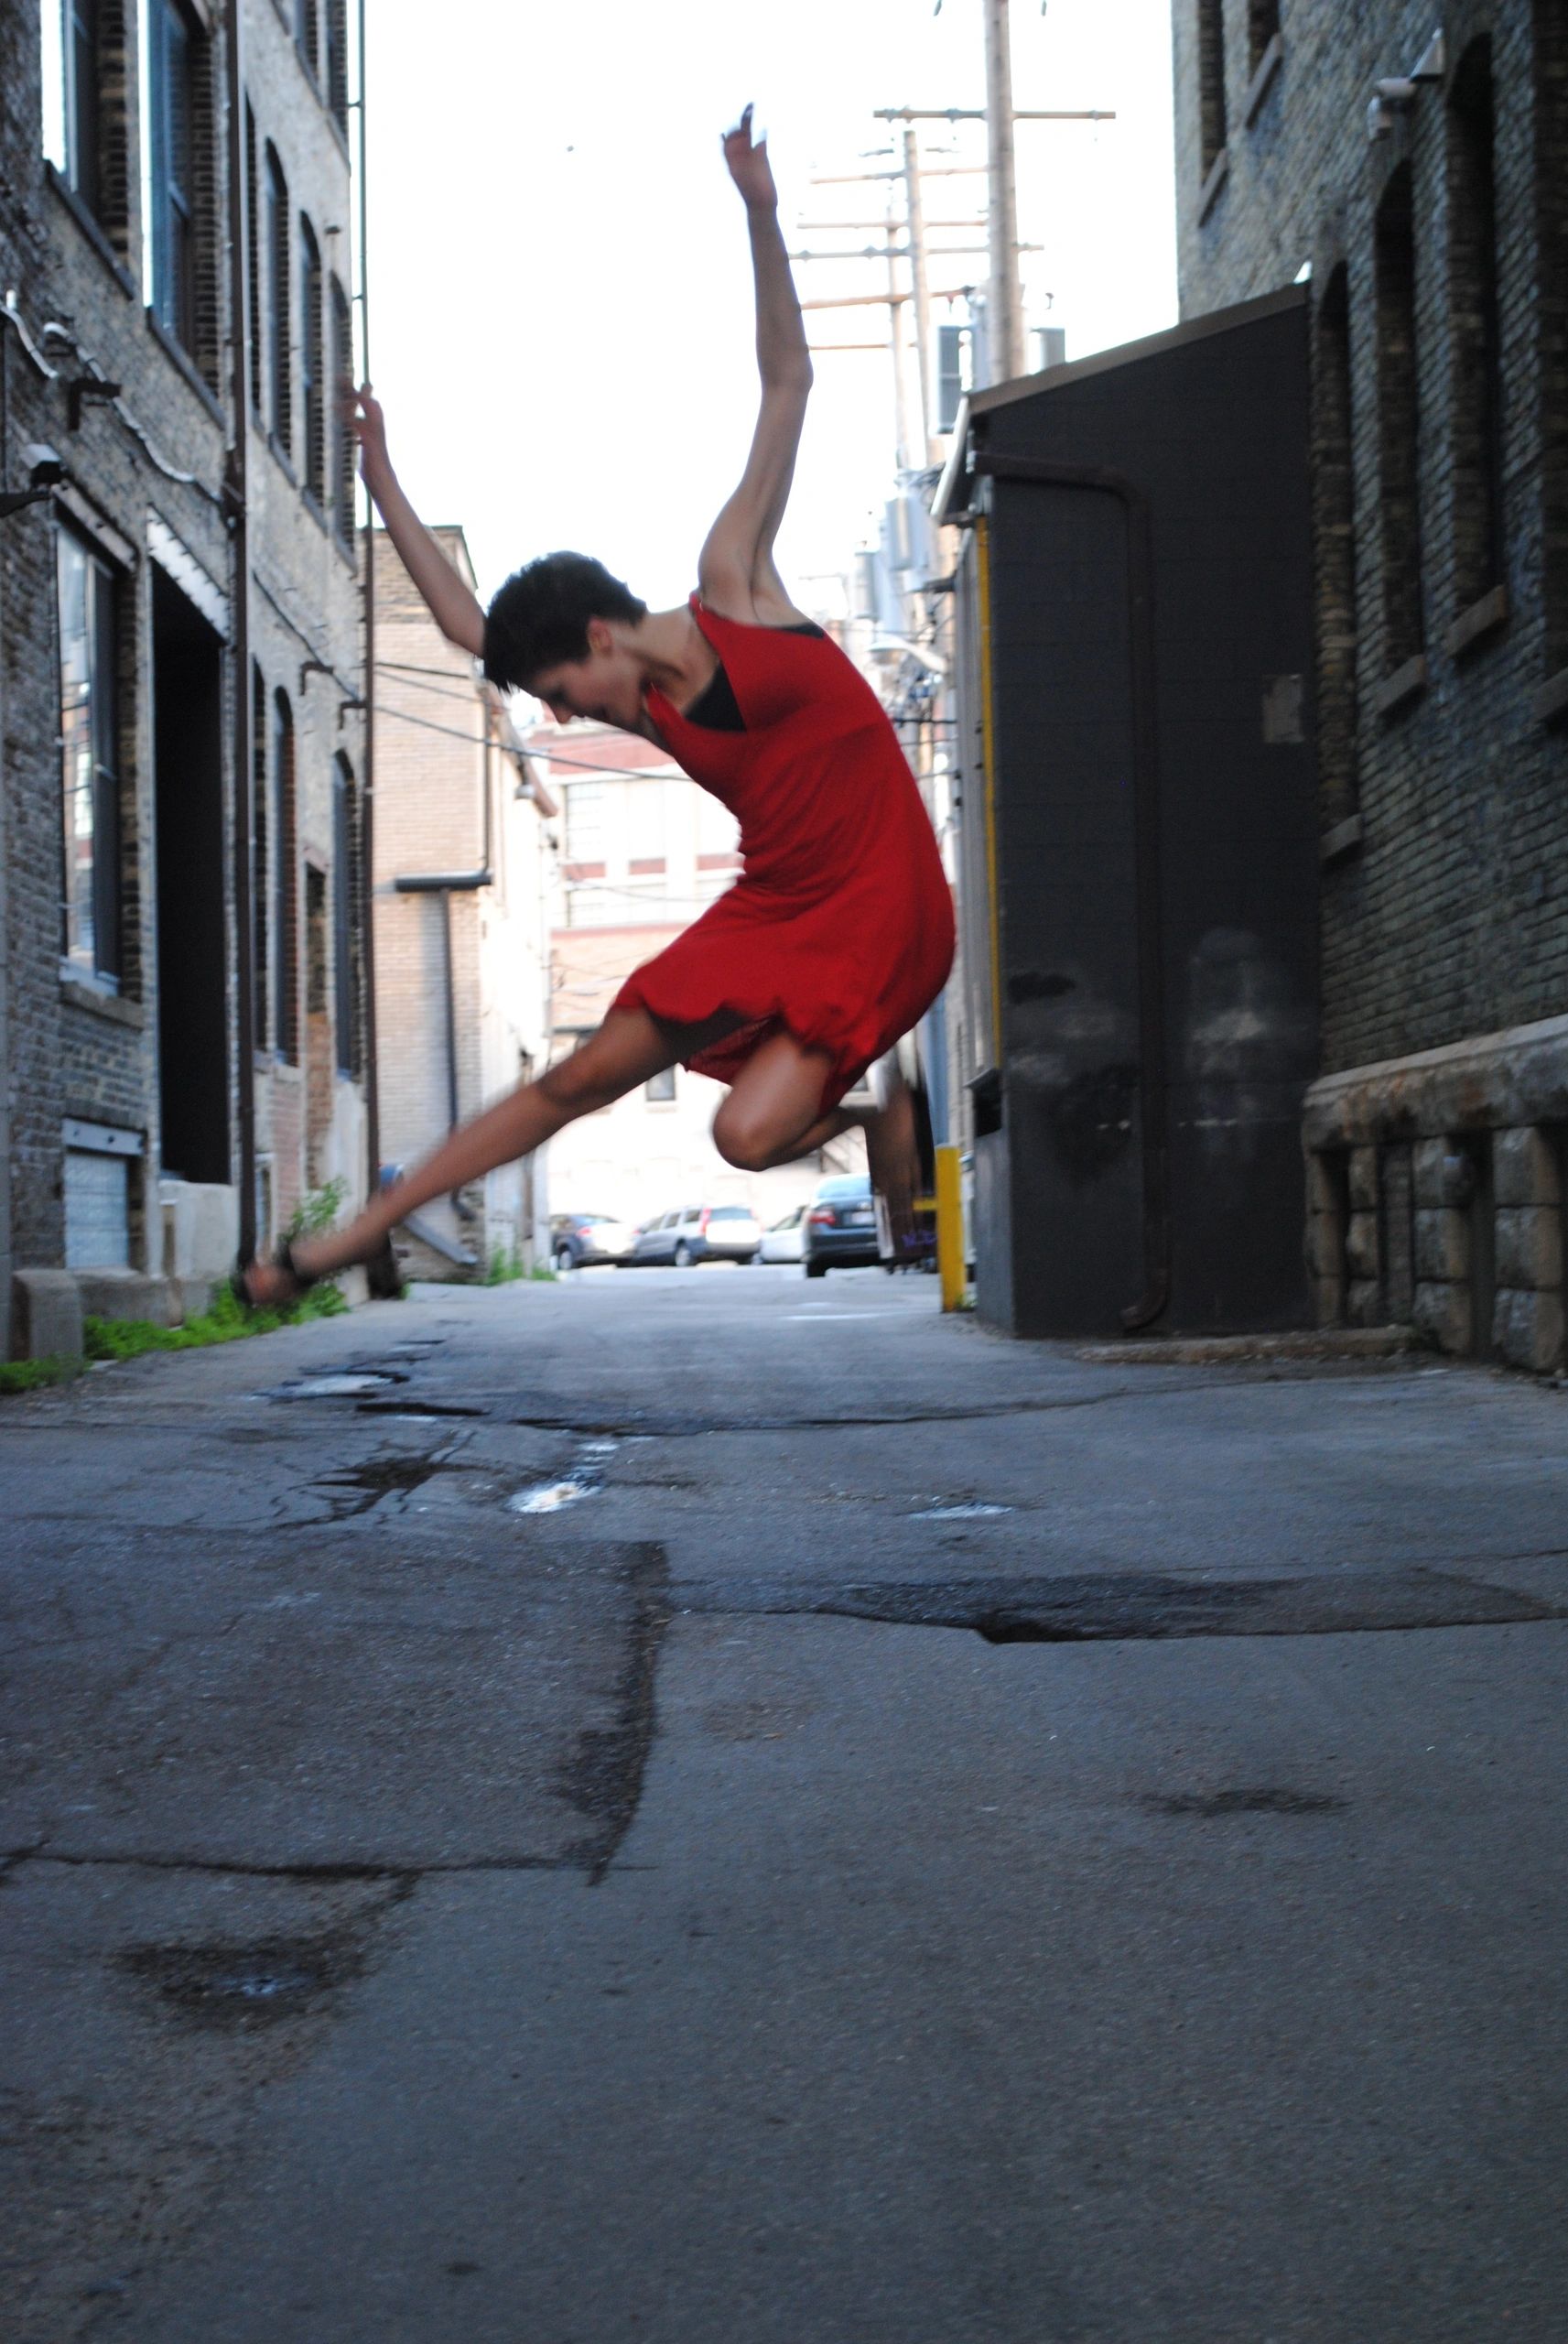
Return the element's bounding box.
[4,1265,1568,2340]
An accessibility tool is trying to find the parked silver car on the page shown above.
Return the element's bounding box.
[632,1204,762,1267]
[757,1205,806,1264]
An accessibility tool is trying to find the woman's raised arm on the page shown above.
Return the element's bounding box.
[697,107,814,624]
[347,385,487,657]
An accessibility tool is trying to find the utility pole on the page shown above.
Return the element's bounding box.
[984,0,1025,385]
[902,125,936,464]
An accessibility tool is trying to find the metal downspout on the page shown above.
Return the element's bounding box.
[972,451,1171,1330]
[224,0,256,1264]
[354,0,389,1281]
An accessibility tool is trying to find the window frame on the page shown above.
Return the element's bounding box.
[56,525,123,986]
[299,212,326,508]
[265,143,293,459]
[272,687,299,1061]
[146,0,199,356]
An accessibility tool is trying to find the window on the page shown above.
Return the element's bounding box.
[272,689,298,1060]
[644,1068,676,1103]
[1196,0,1227,177]
[245,102,263,413]
[1446,38,1505,618]
[1537,0,1568,677]
[565,780,605,861]
[1248,0,1280,74]
[252,662,269,1047]
[41,0,101,214]
[1374,162,1423,673]
[265,145,292,456]
[147,0,197,353]
[332,754,361,1076]
[936,322,970,433]
[330,275,354,535]
[1313,265,1358,822]
[300,215,325,506]
[57,530,121,982]
[324,0,349,129]
[295,0,319,81]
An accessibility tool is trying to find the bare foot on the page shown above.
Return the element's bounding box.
[864,1082,920,1257]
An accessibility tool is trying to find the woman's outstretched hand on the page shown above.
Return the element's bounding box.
[340,381,391,489]
[723,103,777,212]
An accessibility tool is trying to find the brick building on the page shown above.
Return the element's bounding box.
[1171,0,1568,1369]
[372,526,557,1280]
[2,0,369,1360]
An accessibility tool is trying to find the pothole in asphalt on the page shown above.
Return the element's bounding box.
[1144,1787,1350,1818]
[355,1399,488,1421]
[672,1568,1561,1644]
[312,1455,448,1517]
[119,1934,364,2028]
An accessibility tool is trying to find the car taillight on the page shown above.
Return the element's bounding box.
[807,1207,836,1226]
[699,1209,711,1231]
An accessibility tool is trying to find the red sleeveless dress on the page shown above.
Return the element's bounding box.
[611,597,955,1114]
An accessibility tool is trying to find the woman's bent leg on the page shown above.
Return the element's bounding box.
[244,1009,684,1301]
[711,1033,921,1246]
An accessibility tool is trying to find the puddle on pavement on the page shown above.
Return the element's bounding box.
[911,1502,1015,1521]
[120,1935,364,2028]
[270,1370,407,1400]
[507,1438,617,1516]
[509,1480,596,1515]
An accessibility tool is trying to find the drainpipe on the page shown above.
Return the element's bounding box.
[972,450,1171,1330]
[225,0,257,1264]
[392,866,492,1223]
[354,0,388,1279]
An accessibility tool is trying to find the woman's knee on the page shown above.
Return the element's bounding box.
[711,1101,777,1173]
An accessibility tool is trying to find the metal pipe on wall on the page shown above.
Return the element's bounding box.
[354,0,392,1286]
[224,0,256,1264]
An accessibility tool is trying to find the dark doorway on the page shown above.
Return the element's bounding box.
[152,567,229,1184]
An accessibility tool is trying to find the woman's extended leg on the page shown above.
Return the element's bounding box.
[710,1031,922,1244]
[243,1008,695,1304]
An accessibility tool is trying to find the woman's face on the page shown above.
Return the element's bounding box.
[529,618,643,731]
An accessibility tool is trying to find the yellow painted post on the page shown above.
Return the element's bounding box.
[935,1143,967,1311]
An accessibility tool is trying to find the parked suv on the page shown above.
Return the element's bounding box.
[801,1173,881,1275]
[550,1212,637,1270]
[632,1204,762,1266]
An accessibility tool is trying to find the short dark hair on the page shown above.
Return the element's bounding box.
[482,552,647,692]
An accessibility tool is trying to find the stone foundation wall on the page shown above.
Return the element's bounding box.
[1303,1013,1567,1372]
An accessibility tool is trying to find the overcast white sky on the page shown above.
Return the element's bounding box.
[362,0,1177,615]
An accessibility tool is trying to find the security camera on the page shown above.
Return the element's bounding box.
[23,442,64,489]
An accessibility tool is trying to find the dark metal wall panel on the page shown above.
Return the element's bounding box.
[970,294,1319,1335]
[989,480,1145,1336]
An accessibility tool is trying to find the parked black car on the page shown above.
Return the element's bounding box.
[550,1212,637,1270]
[801,1173,882,1275]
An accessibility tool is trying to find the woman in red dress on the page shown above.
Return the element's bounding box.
[244,108,953,1305]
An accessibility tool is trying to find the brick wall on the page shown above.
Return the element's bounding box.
[3,0,367,1347]
[1171,0,1568,1368]
[1171,0,1568,1075]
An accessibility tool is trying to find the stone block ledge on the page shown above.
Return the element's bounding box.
[1303,1015,1568,1149]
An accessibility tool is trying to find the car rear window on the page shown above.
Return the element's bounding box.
[816,1176,871,1201]
[708,1207,754,1221]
